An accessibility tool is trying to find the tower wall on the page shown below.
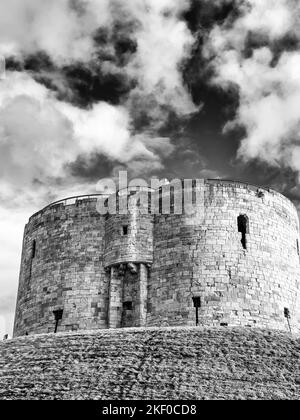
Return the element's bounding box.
[13,180,300,336]
[103,189,154,328]
[147,180,300,332]
[14,198,108,336]
[103,190,154,267]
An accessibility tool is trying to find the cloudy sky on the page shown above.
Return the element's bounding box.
[1,0,300,336]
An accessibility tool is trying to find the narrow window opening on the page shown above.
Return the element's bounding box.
[122,225,128,236]
[284,307,292,333]
[237,215,249,250]
[28,240,36,280]
[123,301,133,311]
[158,187,163,214]
[192,296,201,326]
[170,186,175,214]
[53,309,63,333]
[297,239,300,256]
[31,240,36,259]
[192,179,197,205]
[148,191,152,214]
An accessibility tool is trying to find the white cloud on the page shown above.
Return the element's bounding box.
[206,0,297,54]
[0,0,196,200]
[0,0,196,122]
[123,0,196,117]
[0,206,28,337]
[0,71,174,197]
[0,315,7,340]
[240,0,294,39]
[0,0,112,64]
[0,0,196,329]
[0,316,5,338]
[0,1,196,195]
[206,0,300,175]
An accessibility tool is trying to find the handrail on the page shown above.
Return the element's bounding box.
[117,186,155,196]
[32,194,109,217]
[206,179,271,192]
[30,179,285,220]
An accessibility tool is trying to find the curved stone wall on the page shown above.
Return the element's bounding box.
[148,180,300,332]
[103,189,154,268]
[14,198,109,337]
[14,180,300,336]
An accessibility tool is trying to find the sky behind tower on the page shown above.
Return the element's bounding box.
[1,0,300,334]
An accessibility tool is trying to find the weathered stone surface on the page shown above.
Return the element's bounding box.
[14,198,109,336]
[14,180,300,336]
[1,327,300,400]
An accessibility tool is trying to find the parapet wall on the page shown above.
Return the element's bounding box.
[13,180,300,336]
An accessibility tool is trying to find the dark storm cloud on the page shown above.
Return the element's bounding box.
[68,154,116,181]
[184,0,238,33]
[5,24,138,108]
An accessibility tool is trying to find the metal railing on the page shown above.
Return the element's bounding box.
[207,179,271,192]
[31,194,109,217]
[31,179,276,219]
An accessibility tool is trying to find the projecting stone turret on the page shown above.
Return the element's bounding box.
[13,179,300,337]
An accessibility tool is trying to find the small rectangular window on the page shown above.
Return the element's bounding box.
[53,309,64,321]
[192,296,201,326]
[122,225,128,235]
[192,297,201,308]
[53,309,64,334]
[123,301,133,310]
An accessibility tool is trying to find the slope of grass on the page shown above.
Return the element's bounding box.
[1,327,300,400]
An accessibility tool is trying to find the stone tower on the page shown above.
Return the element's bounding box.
[14,179,300,336]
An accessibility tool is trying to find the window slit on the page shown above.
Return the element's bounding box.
[31,240,36,259]
[28,240,36,280]
[237,215,249,250]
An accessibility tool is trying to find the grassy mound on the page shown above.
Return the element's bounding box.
[1,327,300,400]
